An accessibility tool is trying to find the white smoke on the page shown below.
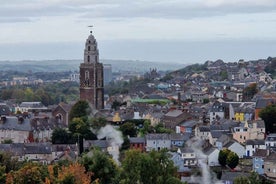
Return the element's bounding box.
[187,137,212,184]
[97,125,124,164]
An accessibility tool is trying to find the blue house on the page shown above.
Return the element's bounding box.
[252,149,267,175]
[170,133,191,147]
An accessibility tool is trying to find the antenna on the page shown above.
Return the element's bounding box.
[88,25,93,34]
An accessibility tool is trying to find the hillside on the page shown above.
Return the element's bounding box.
[0,59,184,73]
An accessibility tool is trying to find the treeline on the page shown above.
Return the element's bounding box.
[0,148,183,184]
[0,82,79,106]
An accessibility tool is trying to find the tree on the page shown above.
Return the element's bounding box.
[226,151,239,169]
[234,176,249,184]
[89,117,107,130]
[242,83,258,101]
[259,104,276,133]
[24,87,35,101]
[120,149,142,184]
[121,149,179,184]
[0,165,6,184]
[80,149,119,184]
[218,149,230,167]
[154,123,173,134]
[220,70,228,80]
[57,163,91,184]
[139,120,154,136]
[0,151,23,173]
[51,128,74,144]
[111,100,121,110]
[120,122,137,137]
[69,117,96,154]
[69,100,90,122]
[6,163,48,184]
[234,172,273,184]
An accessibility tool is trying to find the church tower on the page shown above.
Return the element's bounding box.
[79,30,104,110]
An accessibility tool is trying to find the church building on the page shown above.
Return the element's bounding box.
[79,30,104,110]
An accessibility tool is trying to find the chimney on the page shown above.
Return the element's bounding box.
[178,92,181,106]
[0,115,6,124]
[18,116,24,124]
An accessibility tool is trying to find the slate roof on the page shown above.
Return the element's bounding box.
[198,126,210,132]
[179,120,197,127]
[31,117,66,131]
[165,110,183,117]
[264,152,276,161]
[246,139,265,145]
[0,143,53,156]
[0,116,32,131]
[223,141,239,149]
[180,147,194,153]
[255,98,276,109]
[19,102,46,108]
[168,152,190,173]
[170,133,191,141]
[129,137,145,144]
[216,134,230,145]
[24,143,52,154]
[52,144,78,152]
[255,120,265,128]
[210,131,223,138]
[204,147,218,156]
[146,133,170,140]
[266,134,276,142]
[221,171,250,182]
[58,102,72,112]
[83,140,108,149]
[0,143,24,156]
[151,112,164,119]
[252,149,267,157]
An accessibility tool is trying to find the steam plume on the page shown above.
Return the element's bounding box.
[97,125,123,164]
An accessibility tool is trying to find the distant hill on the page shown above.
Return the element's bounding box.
[0,59,184,73]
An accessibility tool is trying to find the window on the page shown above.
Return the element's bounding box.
[85,71,89,79]
[88,46,90,51]
[87,55,90,62]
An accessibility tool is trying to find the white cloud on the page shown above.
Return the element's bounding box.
[1,0,276,57]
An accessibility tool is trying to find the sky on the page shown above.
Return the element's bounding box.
[1,0,276,64]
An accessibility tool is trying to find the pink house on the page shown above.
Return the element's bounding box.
[233,120,265,144]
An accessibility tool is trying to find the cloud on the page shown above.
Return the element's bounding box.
[2,0,276,24]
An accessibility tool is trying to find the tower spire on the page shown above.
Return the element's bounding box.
[88,25,93,34]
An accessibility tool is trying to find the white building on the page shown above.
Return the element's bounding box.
[145,133,171,151]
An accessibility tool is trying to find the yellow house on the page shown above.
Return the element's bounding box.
[143,113,161,126]
[235,112,244,121]
[112,112,121,123]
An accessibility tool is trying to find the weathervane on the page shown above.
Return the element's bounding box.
[88,25,93,34]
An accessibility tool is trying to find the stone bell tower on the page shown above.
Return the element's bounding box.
[79,30,104,110]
